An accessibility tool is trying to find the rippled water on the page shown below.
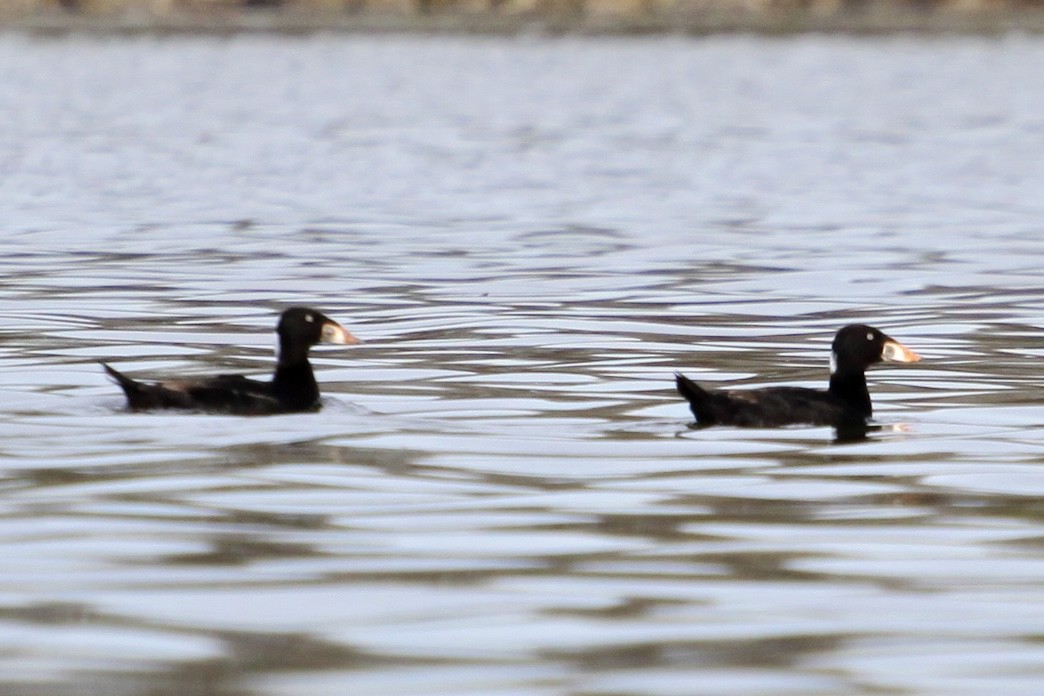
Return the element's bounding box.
[1,33,1042,696]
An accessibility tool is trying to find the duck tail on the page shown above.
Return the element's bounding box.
[100,362,139,398]
[675,372,717,424]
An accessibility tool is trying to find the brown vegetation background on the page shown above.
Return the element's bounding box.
[4,0,1044,32]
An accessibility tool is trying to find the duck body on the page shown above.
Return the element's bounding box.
[102,307,358,415]
[676,324,920,428]
[676,376,866,427]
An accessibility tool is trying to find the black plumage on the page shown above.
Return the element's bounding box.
[102,307,359,415]
[676,324,920,428]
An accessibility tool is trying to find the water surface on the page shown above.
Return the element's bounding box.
[0,33,1042,696]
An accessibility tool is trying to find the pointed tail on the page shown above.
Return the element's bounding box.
[100,362,139,398]
[675,372,717,424]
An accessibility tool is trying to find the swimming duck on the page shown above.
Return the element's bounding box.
[676,324,920,427]
[102,307,359,415]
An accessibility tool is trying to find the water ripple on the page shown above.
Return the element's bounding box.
[0,32,1042,696]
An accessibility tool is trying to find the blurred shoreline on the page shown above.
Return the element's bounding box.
[5,1,1044,35]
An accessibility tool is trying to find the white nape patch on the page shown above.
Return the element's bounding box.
[829,350,838,375]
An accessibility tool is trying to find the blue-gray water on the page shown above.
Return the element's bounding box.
[0,33,1042,696]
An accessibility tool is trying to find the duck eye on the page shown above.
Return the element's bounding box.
[866,332,874,341]
[305,314,315,323]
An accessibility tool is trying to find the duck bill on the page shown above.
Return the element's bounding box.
[881,339,920,363]
[320,320,361,345]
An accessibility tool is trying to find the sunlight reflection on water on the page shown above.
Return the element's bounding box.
[0,32,1042,696]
